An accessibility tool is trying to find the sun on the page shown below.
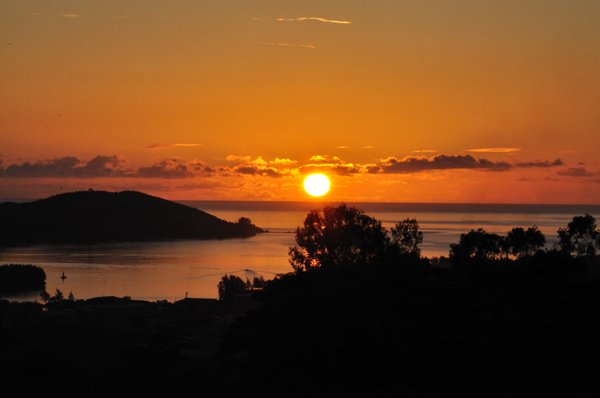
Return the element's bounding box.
[304,174,330,196]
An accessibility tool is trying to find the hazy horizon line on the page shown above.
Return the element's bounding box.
[2,197,600,210]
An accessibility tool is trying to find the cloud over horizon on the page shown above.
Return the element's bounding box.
[298,163,361,176]
[137,159,213,179]
[270,158,298,165]
[260,42,316,49]
[467,148,522,153]
[371,154,512,174]
[0,156,131,178]
[309,155,327,162]
[276,17,351,24]
[144,143,201,149]
[232,164,289,178]
[515,159,563,168]
[557,167,595,177]
[0,153,571,182]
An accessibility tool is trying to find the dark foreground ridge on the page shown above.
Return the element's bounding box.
[0,295,239,397]
[0,190,264,246]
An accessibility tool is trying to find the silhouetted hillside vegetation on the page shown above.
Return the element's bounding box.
[0,190,263,246]
[215,206,600,396]
[3,205,600,396]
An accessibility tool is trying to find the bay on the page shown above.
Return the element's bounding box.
[1,201,598,302]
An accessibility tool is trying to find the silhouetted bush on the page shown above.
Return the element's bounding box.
[217,275,248,302]
[557,214,600,256]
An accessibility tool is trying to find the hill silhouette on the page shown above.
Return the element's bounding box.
[0,190,263,246]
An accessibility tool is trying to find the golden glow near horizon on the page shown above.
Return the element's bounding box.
[1,1,599,203]
[304,174,330,197]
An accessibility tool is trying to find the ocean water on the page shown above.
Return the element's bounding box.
[1,201,599,302]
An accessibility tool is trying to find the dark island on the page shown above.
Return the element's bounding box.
[0,190,264,246]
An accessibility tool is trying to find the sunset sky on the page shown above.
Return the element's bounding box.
[1,1,599,203]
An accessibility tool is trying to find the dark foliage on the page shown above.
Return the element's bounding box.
[391,217,423,258]
[288,204,423,271]
[505,226,546,258]
[0,190,264,246]
[217,274,266,302]
[557,213,600,256]
[217,275,248,302]
[216,208,600,396]
[450,228,504,262]
[0,264,46,293]
[49,288,64,302]
[288,205,394,271]
[0,297,223,397]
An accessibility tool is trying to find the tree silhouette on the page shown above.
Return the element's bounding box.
[391,218,423,258]
[288,204,397,271]
[51,288,64,301]
[39,290,50,304]
[237,217,252,227]
[218,274,247,302]
[252,276,266,289]
[557,214,600,256]
[449,228,503,261]
[505,226,546,258]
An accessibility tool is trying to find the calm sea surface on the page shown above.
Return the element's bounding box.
[1,201,599,302]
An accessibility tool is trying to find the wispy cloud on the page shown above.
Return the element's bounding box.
[270,158,298,165]
[309,155,327,162]
[145,143,174,149]
[467,148,522,153]
[137,159,212,179]
[226,155,253,162]
[250,156,268,166]
[260,42,316,49]
[515,159,562,168]
[233,164,290,179]
[557,167,595,177]
[62,14,80,18]
[299,163,361,177]
[371,154,512,174]
[337,146,349,149]
[277,17,351,24]
[412,150,437,153]
[0,156,217,180]
[377,180,408,185]
[0,156,131,178]
[144,143,201,149]
[1,153,578,183]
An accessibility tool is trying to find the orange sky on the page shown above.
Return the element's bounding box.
[1,1,599,203]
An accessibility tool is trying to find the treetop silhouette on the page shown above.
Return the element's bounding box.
[288,204,423,271]
[557,213,600,256]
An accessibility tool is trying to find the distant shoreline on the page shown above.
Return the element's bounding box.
[3,197,599,214]
[179,200,600,215]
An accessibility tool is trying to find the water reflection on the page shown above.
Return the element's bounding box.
[0,234,295,301]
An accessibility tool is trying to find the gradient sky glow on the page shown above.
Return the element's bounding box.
[1,1,599,203]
